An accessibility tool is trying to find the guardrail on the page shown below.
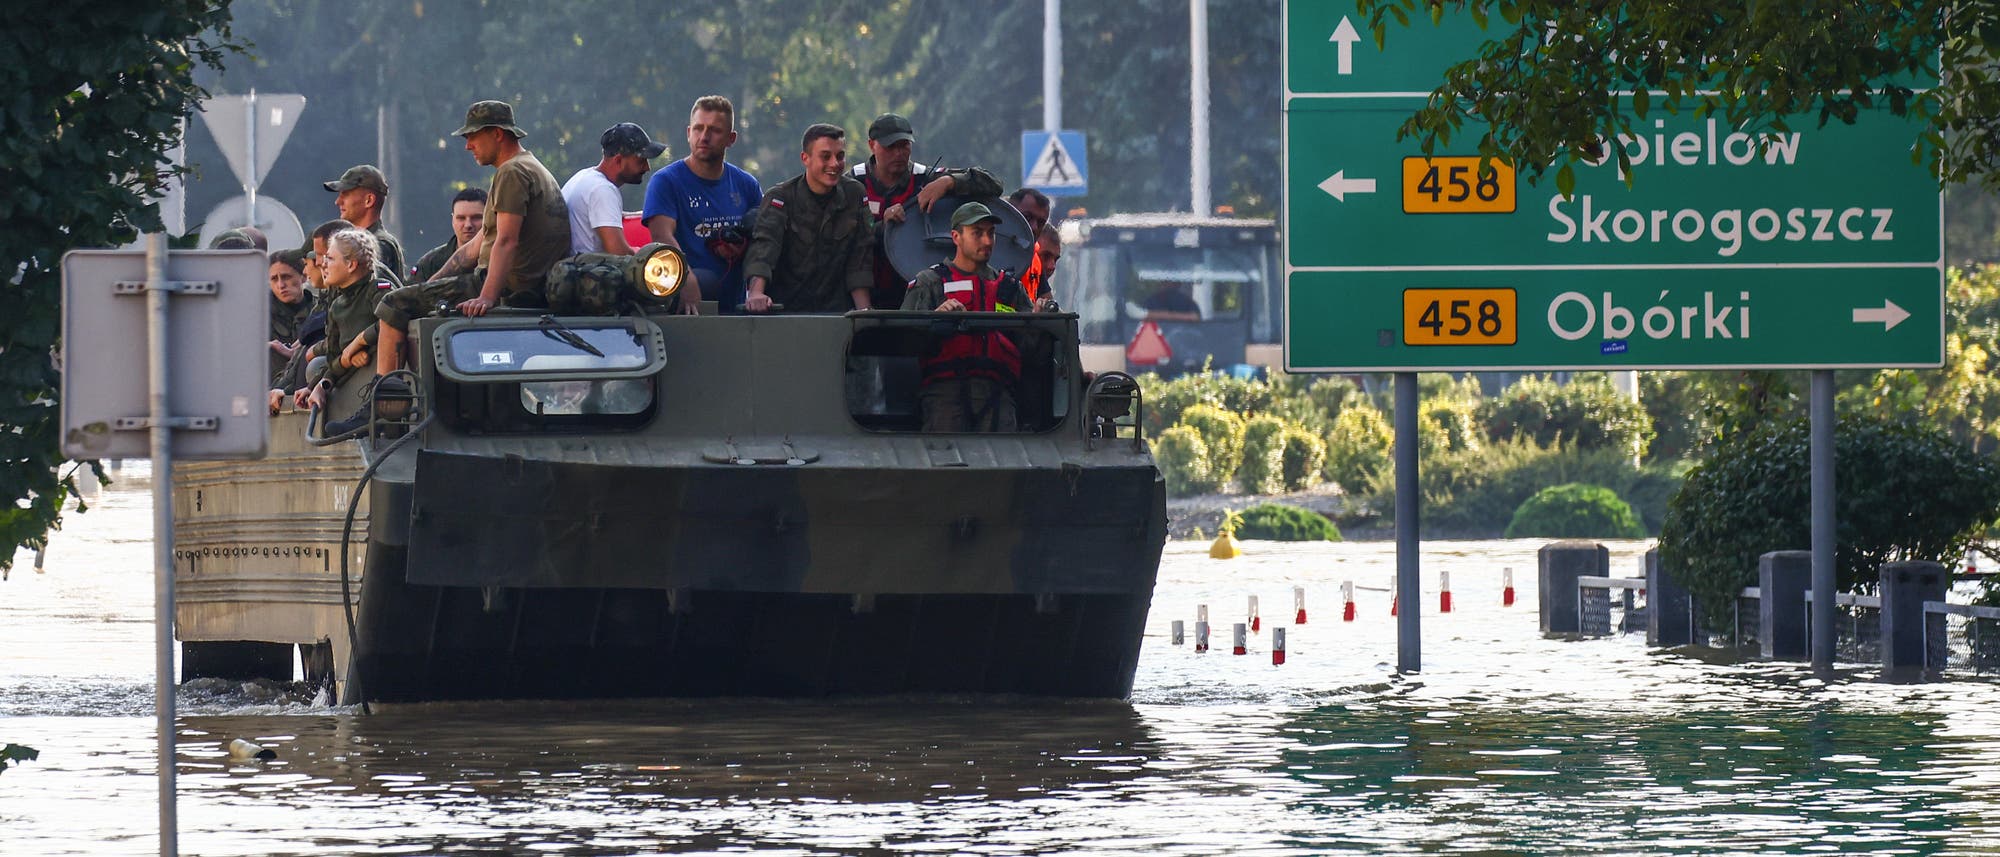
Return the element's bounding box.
[1546,546,1998,681]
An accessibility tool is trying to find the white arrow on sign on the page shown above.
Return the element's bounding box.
[1330,16,1362,75]
[1852,300,1911,331]
[1317,170,1377,202]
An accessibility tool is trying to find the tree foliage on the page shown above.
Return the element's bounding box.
[199,0,1282,252]
[1659,415,2000,627]
[1,4,239,571]
[1353,1,1982,192]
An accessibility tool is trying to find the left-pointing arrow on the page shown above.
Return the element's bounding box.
[1317,170,1377,202]
[1852,300,1911,331]
[1330,16,1362,76]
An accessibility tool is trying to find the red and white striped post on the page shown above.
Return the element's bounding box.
[1195,604,1209,653]
[1502,567,1516,607]
[1341,580,1356,622]
[1272,627,1287,665]
[1293,585,1307,624]
[1232,622,1247,655]
[1440,570,1453,613]
[1248,595,1261,633]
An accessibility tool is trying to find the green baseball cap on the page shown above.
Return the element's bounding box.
[868,112,915,146]
[323,164,388,195]
[950,202,1001,229]
[453,100,526,139]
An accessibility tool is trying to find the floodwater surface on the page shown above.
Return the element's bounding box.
[4,472,1999,855]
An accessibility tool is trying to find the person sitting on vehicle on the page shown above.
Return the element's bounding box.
[371,99,570,377]
[1007,188,1051,301]
[411,187,487,283]
[643,95,762,314]
[1033,223,1062,304]
[742,123,874,313]
[851,113,1002,309]
[266,249,311,383]
[563,122,666,256]
[324,164,406,286]
[208,226,268,251]
[1142,282,1201,321]
[900,202,1051,432]
[293,228,385,414]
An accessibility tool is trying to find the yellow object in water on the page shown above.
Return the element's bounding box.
[1209,531,1241,559]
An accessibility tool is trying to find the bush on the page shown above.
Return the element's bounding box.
[1324,406,1394,493]
[1154,426,1222,496]
[1479,374,1656,458]
[1180,403,1247,483]
[1421,396,1483,455]
[1504,483,1647,539]
[1235,503,1342,541]
[1279,427,1327,492]
[1363,436,1680,536]
[1659,415,2000,630]
[1237,416,1288,494]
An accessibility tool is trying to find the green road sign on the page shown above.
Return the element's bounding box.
[1281,7,1944,372]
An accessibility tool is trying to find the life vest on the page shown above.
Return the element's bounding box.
[853,160,929,219]
[920,262,1021,384]
[1019,252,1044,301]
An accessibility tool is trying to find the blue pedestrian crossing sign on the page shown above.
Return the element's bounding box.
[1021,130,1088,196]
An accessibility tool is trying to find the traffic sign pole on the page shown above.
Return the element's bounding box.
[1394,371,1419,673]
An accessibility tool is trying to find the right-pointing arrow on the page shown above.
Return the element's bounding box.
[1853,300,1910,331]
[1329,16,1361,75]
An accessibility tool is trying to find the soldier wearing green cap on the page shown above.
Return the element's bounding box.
[900,202,1049,432]
[366,99,570,385]
[851,112,1002,309]
[324,164,404,285]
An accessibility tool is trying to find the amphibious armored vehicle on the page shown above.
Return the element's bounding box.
[174,214,1166,704]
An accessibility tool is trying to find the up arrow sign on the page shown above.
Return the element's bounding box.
[1329,16,1362,75]
[1317,170,1377,202]
[1853,300,1911,331]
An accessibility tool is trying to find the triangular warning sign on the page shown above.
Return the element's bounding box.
[199,93,307,188]
[1027,134,1083,189]
[1126,321,1174,366]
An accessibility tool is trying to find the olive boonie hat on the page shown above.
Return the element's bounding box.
[950,202,1001,229]
[323,164,388,195]
[453,100,526,139]
[867,112,915,145]
[601,122,667,159]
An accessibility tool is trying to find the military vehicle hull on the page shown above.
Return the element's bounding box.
[329,310,1164,703]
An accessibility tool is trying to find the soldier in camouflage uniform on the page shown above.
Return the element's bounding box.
[741,123,874,313]
[266,249,310,383]
[411,187,487,283]
[325,164,406,286]
[901,203,1048,432]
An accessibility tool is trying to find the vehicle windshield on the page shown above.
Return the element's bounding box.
[444,326,650,376]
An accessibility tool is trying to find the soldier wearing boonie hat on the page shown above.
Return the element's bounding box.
[354,99,570,429]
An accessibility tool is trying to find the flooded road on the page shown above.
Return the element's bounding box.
[5,473,2000,855]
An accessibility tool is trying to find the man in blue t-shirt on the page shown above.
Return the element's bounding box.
[642,95,762,314]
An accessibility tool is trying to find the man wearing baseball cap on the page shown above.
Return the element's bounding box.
[367,99,569,387]
[324,164,405,286]
[851,112,1001,309]
[899,202,1050,433]
[562,122,666,257]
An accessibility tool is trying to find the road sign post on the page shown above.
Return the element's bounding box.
[1281,5,1944,676]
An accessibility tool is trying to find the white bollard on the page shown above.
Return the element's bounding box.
[1249,594,1261,633]
[1272,627,1287,665]
[1232,622,1247,655]
[1171,619,1185,645]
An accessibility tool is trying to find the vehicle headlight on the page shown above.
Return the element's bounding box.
[638,243,686,298]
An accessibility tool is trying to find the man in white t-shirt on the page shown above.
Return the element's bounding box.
[562,122,667,254]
